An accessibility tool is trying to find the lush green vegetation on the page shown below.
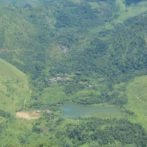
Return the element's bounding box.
[0,59,31,113]
[0,0,147,146]
[126,75,147,128]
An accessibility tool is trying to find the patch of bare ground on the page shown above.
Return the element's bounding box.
[16,111,40,120]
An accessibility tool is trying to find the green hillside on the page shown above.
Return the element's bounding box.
[126,75,147,129]
[0,59,31,113]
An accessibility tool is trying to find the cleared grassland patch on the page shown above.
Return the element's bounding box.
[0,58,31,113]
[126,75,147,129]
[0,58,26,79]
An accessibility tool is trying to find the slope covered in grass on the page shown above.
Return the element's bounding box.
[0,59,31,113]
[126,75,147,128]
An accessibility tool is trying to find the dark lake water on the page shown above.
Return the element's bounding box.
[60,103,119,118]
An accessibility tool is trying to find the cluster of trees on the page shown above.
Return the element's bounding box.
[0,112,146,146]
[54,118,147,146]
[55,0,117,30]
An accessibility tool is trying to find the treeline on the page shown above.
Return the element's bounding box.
[55,118,147,146]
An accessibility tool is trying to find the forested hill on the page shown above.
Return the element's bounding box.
[0,0,147,89]
[0,0,147,146]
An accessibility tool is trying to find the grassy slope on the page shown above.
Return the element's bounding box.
[0,58,31,113]
[126,75,147,129]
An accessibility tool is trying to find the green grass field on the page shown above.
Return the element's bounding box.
[0,58,31,113]
[125,75,147,129]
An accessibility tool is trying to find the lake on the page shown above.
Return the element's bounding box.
[60,102,119,118]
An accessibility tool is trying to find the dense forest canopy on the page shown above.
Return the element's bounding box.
[0,0,147,146]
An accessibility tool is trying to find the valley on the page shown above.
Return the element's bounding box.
[0,0,147,146]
